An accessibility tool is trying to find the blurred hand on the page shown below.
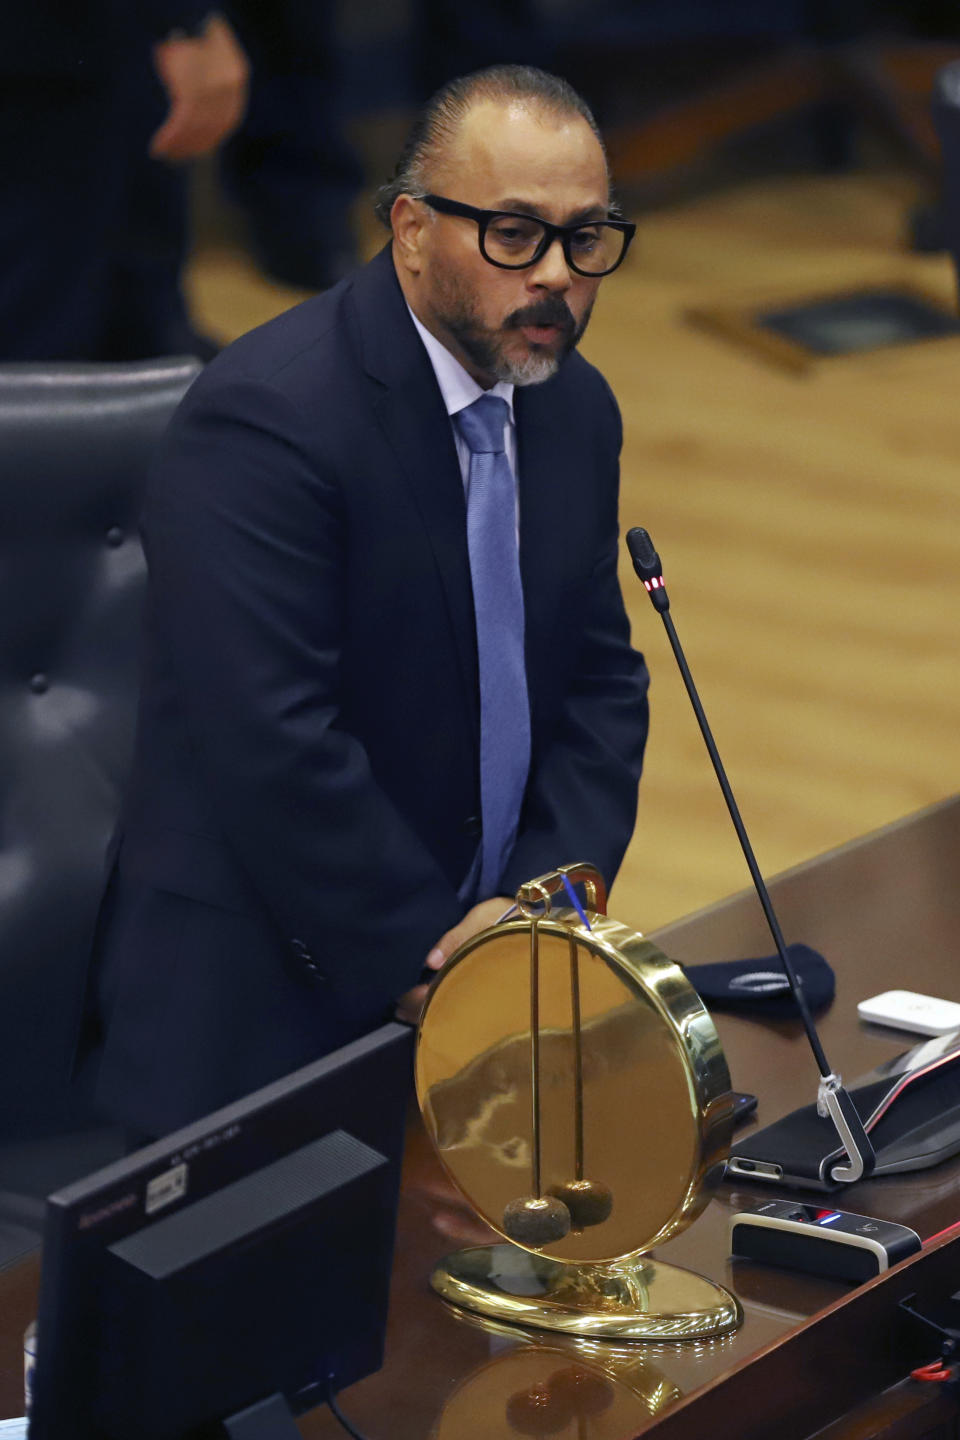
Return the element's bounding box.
[150,14,250,162]
[394,896,511,1026]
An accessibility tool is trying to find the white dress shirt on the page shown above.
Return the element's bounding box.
[407,305,518,511]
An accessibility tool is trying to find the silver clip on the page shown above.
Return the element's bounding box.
[818,1072,868,1184]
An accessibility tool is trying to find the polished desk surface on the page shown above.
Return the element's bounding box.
[2,797,960,1438]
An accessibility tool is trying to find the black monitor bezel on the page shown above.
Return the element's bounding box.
[29,1022,413,1439]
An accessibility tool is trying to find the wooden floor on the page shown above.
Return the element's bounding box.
[186,168,960,940]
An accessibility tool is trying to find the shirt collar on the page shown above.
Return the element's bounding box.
[407,304,515,422]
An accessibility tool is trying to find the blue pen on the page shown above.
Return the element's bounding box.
[561,874,592,930]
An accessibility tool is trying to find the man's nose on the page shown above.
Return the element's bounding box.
[526,236,572,290]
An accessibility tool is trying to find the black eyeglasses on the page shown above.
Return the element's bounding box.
[418,194,636,277]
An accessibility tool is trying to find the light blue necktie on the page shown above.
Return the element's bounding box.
[454,394,531,901]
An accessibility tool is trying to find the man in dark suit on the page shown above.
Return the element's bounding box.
[84,64,649,1140]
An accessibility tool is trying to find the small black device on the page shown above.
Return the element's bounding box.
[731,1091,759,1128]
[730,1200,922,1283]
[29,1023,412,1440]
[728,1030,960,1190]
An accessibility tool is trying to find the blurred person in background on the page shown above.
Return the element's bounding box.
[220,0,363,291]
[414,0,548,102]
[0,5,248,361]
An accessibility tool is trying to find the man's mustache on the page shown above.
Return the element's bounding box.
[505,298,576,334]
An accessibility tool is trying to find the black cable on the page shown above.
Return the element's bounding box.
[325,1377,373,1440]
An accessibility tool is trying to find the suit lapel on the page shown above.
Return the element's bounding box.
[350,250,479,742]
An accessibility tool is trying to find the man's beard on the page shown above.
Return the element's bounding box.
[430,277,593,387]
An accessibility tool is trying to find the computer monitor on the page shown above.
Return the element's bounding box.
[29,1022,413,1440]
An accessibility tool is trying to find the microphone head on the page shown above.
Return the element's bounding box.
[626,527,662,582]
[626,527,670,610]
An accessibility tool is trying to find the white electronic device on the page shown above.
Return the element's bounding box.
[857,990,960,1037]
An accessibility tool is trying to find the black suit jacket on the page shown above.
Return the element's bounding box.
[88,247,649,1136]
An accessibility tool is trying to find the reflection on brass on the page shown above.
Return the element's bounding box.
[570,934,584,1179]
[431,1245,741,1342]
[547,936,614,1232]
[429,1339,680,1440]
[443,1303,733,1396]
[501,915,573,1248]
[416,862,741,1340]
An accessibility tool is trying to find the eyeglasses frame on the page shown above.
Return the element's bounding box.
[416,193,636,277]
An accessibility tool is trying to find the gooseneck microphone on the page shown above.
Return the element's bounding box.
[626,526,875,1185]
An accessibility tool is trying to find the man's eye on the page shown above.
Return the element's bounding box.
[570,227,601,252]
[490,219,540,246]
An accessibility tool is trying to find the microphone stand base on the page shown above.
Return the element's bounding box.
[430,1243,742,1342]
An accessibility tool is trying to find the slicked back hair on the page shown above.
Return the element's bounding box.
[374,65,609,228]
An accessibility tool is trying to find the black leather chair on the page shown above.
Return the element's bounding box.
[0,359,200,1259]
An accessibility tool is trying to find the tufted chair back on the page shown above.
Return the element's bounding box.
[0,358,200,1141]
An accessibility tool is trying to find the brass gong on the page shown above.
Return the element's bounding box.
[415,863,742,1341]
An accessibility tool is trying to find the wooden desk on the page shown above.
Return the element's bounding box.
[3,797,960,1438]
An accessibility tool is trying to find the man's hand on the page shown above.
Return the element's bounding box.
[394,896,512,1026]
[150,14,250,162]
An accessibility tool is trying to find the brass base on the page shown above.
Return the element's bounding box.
[431,1243,742,1342]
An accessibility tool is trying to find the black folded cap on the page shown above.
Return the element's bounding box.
[684,943,835,1019]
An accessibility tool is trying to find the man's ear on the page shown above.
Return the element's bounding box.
[391,194,427,275]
